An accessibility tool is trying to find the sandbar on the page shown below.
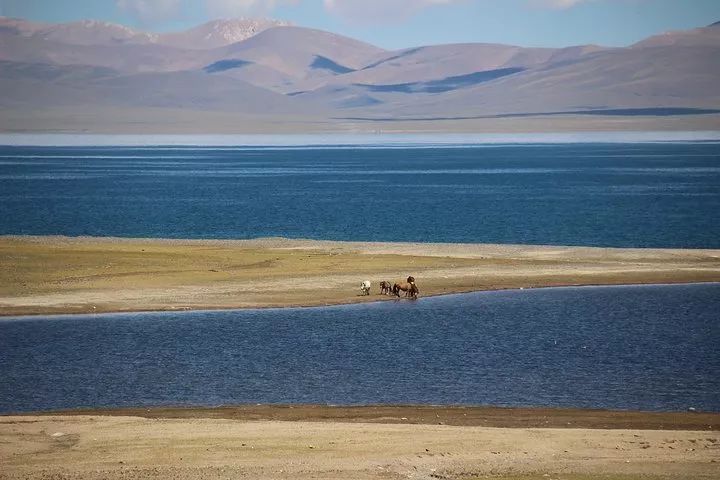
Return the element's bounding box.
[2,235,720,316]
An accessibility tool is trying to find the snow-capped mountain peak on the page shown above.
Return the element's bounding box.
[158,18,292,49]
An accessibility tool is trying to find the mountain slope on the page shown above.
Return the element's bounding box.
[286,42,610,98]
[290,42,610,109]
[0,17,156,46]
[202,26,385,93]
[220,26,384,77]
[0,24,215,73]
[157,18,291,49]
[632,24,720,48]
[358,44,720,118]
[349,44,554,84]
[0,60,320,114]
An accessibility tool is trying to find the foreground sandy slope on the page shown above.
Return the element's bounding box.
[1,236,720,316]
[1,412,719,480]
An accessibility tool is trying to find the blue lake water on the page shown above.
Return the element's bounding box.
[1,143,720,247]
[1,284,719,414]
[1,141,719,413]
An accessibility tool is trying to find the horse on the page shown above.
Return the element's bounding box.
[360,280,371,296]
[393,281,419,299]
[379,281,391,295]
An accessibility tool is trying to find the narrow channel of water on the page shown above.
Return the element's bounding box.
[1,284,718,414]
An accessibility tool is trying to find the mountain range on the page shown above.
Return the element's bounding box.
[1,16,719,133]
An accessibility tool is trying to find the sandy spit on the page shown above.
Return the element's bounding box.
[1,235,720,316]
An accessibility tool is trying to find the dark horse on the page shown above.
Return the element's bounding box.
[379,281,392,295]
[393,280,419,299]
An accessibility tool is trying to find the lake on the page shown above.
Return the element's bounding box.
[1,142,719,247]
[1,284,718,414]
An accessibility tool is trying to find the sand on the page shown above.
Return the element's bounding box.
[2,235,720,316]
[1,407,719,480]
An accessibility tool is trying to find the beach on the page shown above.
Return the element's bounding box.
[1,235,719,316]
[1,407,718,480]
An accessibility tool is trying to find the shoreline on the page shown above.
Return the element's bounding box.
[11,233,720,248]
[7,404,720,431]
[2,129,720,146]
[1,280,718,320]
[2,112,720,137]
[2,235,720,317]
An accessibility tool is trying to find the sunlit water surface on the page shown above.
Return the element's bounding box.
[1,142,719,247]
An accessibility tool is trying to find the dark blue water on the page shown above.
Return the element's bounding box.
[1,284,718,413]
[1,143,719,247]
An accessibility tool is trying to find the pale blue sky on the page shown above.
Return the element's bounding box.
[1,0,719,49]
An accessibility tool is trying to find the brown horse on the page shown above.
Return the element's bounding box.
[393,281,419,299]
[379,281,391,295]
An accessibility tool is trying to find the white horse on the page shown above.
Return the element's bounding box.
[360,280,371,295]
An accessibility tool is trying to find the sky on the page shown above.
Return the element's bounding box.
[1,0,719,49]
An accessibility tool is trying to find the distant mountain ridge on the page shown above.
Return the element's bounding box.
[0,16,289,49]
[1,16,718,130]
[0,17,157,45]
[158,18,292,49]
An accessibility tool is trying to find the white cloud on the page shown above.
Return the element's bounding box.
[539,0,585,7]
[323,0,463,23]
[204,0,299,17]
[529,0,599,9]
[115,0,181,23]
[115,0,298,22]
[114,0,608,26]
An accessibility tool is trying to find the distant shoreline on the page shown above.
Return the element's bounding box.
[2,235,720,317]
[1,129,720,146]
